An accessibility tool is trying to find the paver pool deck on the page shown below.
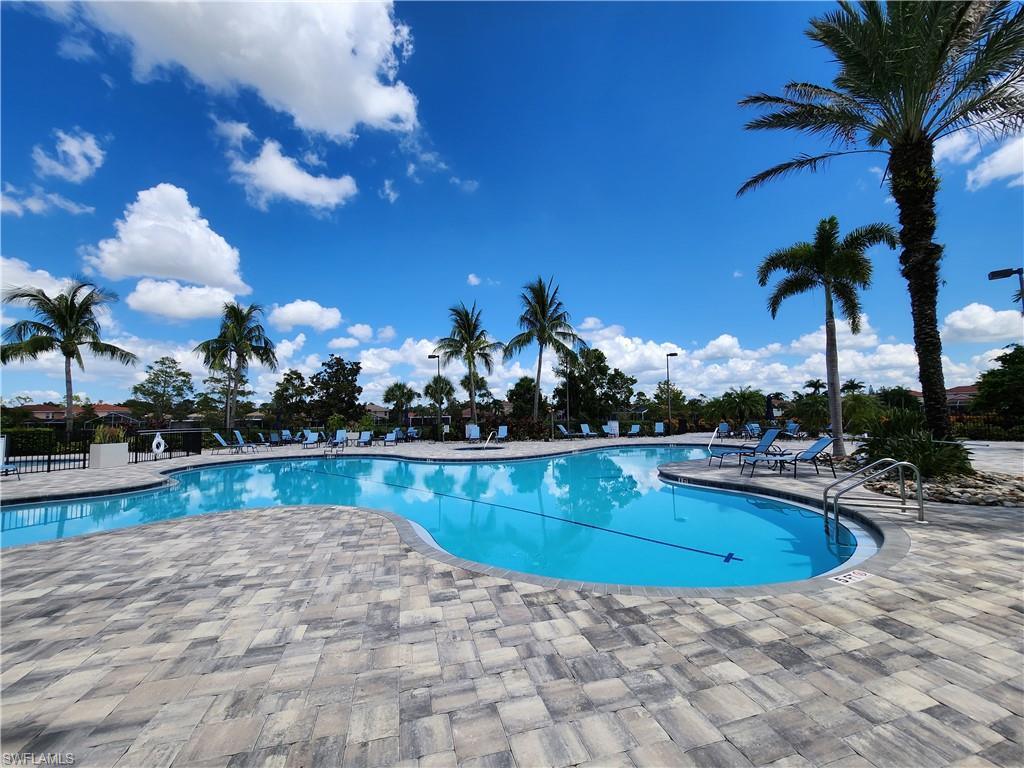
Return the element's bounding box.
[1,436,1021,767]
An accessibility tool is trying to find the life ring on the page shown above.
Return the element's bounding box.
[152,432,167,456]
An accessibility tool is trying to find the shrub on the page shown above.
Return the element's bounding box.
[326,414,346,435]
[858,409,972,478]
[92,425,128,444]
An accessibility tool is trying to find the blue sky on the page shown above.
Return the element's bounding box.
[2,2,1021,406]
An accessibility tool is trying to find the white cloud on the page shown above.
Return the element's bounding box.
[732,270,743,279]
[379,179,399,204]
[328,336,360,350]
[32,129,105,183]
[269,299,342,332]
[1,183,93,216]
[449,176,479,193]
[276,333,306,362]
[347,323,374,341]
[467,273,481,286]
[934,131,984,165]
[0,256,71,295]
[57,36,96,62]
[125,279,234,320]
[788,316,879,354]
[84,183,250,293]
[228,139,357,212]
[302,151,326,168]
[941,302,1023,343]
[211,116,253,148]
[376,325,396,342]
[71,2,417,140]
[966,135,1024,191]
[4,389,64,405]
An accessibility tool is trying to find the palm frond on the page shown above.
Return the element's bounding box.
[766,273,819,318]
[737,150,881,196]
[86,341,139,366]
[0,335,58,364]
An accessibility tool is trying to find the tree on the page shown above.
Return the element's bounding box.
[270,369,311,426]
[200,370,254,425]
[460,372,491,403]
[652,380,685,423]
[194,303,276,429]
[787,393,831,436]
[841,379,866,394]
[604,368,637,415]
[383,382,420,425]
[739,2,1024,437]
[435,302,503,423]
[309,355,363,424]
[504,276,583,421]
[804,379,827,395]
[972,344,1024,417]
[2,280,138,434]
[131,356,194,423]
[721,386,766,424]
[877,386,922,411]
[508,376,547,421]
[758,216,896,456]
[424,375,457,417]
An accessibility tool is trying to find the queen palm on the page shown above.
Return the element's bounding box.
[2,280,138,434]
[804,379,827,395]
[194,302,277,429]
[504,277,584,421]
[383,381,420,425]
[424,375,456,414]
[758,216,897,457]
[434,302,503,423]
[739,2,1024,437]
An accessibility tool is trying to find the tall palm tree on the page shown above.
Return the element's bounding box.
[738,2,1024,437]
[434,302,503,423]
[758,216,897,457]
[383,381,420,425]
[2,280,138,434]
[194,302,277,429]
[504,277,584,421]
[841,378,866,394]
[804,379,827,396]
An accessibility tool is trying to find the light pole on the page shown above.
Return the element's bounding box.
[428,354,441,441]
[666,352,678,435]
[988,268,1024,313]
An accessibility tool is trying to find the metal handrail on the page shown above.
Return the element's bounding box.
[824,459,924,541]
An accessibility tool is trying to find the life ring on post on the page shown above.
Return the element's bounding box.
[152,432,167,457]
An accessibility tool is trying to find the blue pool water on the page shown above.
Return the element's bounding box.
[0,446,860,587]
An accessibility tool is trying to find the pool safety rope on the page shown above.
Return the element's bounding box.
[295,462,741,564]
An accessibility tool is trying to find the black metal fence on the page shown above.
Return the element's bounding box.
[130,429,205,462]
[2,427,206,474]
[949,413,1024,441]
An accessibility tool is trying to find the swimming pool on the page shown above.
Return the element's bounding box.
[0,445,866,588]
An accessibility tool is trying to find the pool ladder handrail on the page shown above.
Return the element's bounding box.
[483,430,497,447]
[822,458,925,541]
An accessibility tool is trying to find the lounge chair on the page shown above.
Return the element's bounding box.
[382,430,399,446]
[624,424,641,437]
[710,427,783,468]
[466,424,481,443]
[601,423,619,437]
[557,424,573,439]
[496,425,508,442]
[780,421,805,439]
[325,429,347,455]
[716,422,732,439]
[406,427,419,441]
[233,430,260,453]
[741,423,762,439]
[579,424,598,438]
[779,436,836,477]
[211,433,237,454]
[269,431,281,447]
[1,436,19,479]
[301,431,320,449]
[356,431,372,447]
[281,429,296,443]
[654,422,665,436]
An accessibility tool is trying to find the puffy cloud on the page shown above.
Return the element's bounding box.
[1,183,93,216]
[70,2,417,140]
[934,131,984,165]
[466,273,481,286]
[125,279,234,320]
[347,323,374,341]
[376,325,396,342]
[228,139,357,212]
[32,128,105,183]
[268,299,342,332]
[379,179,399,204]
[0,256,71,294]
[84,183,249,293]
[941,302,1023,343]
[788,316,879,354]
[276,333,306,362]
[966,135,1024,191]
[4,389,64,405]
[449,176,479,193]
[328,336,360,350]
[211,116,253,148]
[57,36,96,61]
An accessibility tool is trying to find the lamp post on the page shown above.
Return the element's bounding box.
[666,352,678,435]
[428,354,441,441]
[988,268,1024,313]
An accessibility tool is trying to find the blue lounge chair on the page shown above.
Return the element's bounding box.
[466,424,481,443]
[624,424,641,437]
[233,430,259,453]
[281,429,296,443]
[495,425,509,442]
[741,437,836,477]
[269,431,281,446]
[742,423,762,439]
[580,424,598,438]
[356,431,372,447]
[601,423,619,437]
[716,422,732,439]
[710,427,783,468]
[383,430,398,446]
[557,424,572,439]
[211,432,238,454]
[780,421,805,439]
[654,422,665,436]
[301,430,319,449]
[1,437,19,479]
[406,427,420,441]
[325,429,347,455]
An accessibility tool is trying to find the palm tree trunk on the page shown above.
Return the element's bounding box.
[532,344,545,421]
[468,359,477,423]
[64,355,74,438]
[890,140,949,438]
[823,290,846,458]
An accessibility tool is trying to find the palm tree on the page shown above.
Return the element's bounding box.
[434,302,503,423]
[194,302,277,429]
[383,381,420,425]
[424,374,456,413]
[2,280,138,434]
[758,216,897,457]
[738,2,1024,437]
[804,379,827,396]
[721,386,766,424]
[841,378,866,394]
[504,277,584,421]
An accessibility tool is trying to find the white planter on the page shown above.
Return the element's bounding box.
[89,442,129,469]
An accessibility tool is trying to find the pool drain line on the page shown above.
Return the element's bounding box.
[295,463,741,564]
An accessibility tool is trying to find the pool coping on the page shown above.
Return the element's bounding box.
[1,445,910,598]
